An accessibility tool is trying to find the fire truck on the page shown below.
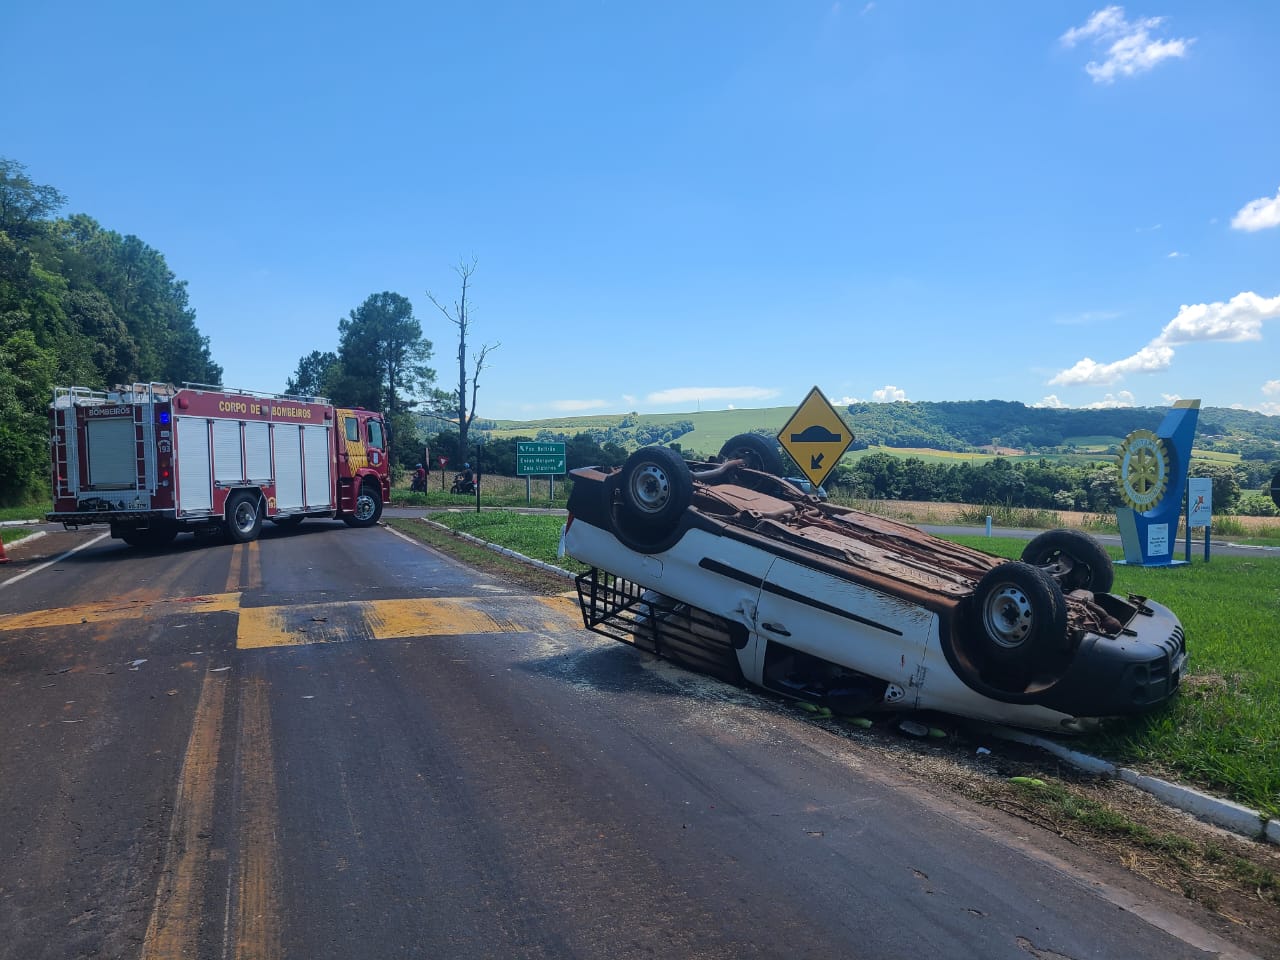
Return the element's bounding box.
[48,382,390,547]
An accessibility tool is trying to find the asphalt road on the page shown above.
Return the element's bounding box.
[0,524,1265,959]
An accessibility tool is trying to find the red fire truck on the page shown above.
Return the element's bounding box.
[48,382,390,547]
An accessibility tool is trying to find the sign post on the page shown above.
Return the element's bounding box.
[777,386,853,491]
[1186,477,1212,563]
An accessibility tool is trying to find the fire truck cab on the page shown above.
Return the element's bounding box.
[48,382,390,547]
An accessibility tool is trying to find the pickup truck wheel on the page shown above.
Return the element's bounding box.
[344,482,383,527]
[226,491,263,543]
[619,446,692,534]
[719,434,785,476]
[1020,529,1114,593]
[971,562,1066,672]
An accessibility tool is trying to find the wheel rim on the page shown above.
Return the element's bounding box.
[982,584,1035,649]
[233,499,257,533]
[629,463,671,514]
[355,492,377,521]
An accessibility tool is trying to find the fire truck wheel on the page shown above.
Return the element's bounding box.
[226,491,263,543]
[142,521,179,547]
[345,482,383,527]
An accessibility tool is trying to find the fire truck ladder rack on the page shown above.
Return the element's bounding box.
[180,382,332,405]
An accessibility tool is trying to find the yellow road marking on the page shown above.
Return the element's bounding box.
[0,591,585,649]
[237,597,519,649]
[0,593,242,632]
[142,671,228,959]
[225,540,263,593]
[235,677,282,960]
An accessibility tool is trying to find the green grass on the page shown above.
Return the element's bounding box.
[0,505,46,523]
[428,511,584,571]
[948,534,1280,818]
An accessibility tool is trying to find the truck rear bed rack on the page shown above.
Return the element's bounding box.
[574,567,745,684]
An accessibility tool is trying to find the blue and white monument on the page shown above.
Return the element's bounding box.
[1115,399,1200,567]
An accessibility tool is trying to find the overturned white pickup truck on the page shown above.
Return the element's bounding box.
[561,436,1187,733]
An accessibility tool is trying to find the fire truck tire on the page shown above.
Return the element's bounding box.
[226,491,263,543]
[345,481,383,527]
[142,521,179,547]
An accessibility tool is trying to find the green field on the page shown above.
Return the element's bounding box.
[428,511,1279,817]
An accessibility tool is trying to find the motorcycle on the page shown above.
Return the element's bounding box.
[410,473,429,493]
[450,472,476,495]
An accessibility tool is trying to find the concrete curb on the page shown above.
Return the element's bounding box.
[982,725,1278,845]
[2,530,46,549]
[0,519,45,527]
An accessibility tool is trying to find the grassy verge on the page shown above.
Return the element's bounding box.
[390,474,570,510]
[0,505,46,523]
[948,534,1280,818]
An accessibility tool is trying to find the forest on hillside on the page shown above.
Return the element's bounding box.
[0,158,221,505]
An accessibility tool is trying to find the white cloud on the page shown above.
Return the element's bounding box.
[835,395,863,405]
[548,398,609,412]
[1260,402,1280,416]
[1167,251,1185,258]
[1060,6,1192,84]
[1033,395,1067,409]
[872,385,908,402]
[644,386,780,406]
[1232,187,1280,232]
[1082,391,1137,409]
[1161,393,1182,405]
[1051,291,1280,386]
[1264,380,1280,396]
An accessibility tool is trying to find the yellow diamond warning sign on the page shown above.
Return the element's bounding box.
[778,386,853,490]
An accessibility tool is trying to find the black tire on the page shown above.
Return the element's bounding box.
[118,529,143,547]
[618,446,692,535]
[344,481,384,527]
[970,562,1067,672]
[718,433,785,476]
[226,491,263,543]
[141,521,179,547]
[1021,529,1114,594]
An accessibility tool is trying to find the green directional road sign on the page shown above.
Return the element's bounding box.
[516,441,567,476]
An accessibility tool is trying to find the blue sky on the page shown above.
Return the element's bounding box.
[5,2,1278,420]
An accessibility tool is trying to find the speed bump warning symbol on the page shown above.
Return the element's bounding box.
[778,386,853,490]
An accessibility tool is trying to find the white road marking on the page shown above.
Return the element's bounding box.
[0,532,110,591]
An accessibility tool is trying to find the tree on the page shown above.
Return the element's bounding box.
[335,292,435,465]
[0,158,66,240]
[427,259,499,461]
[285,349,340,399]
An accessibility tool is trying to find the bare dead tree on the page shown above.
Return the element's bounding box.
[427,258,500,460]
